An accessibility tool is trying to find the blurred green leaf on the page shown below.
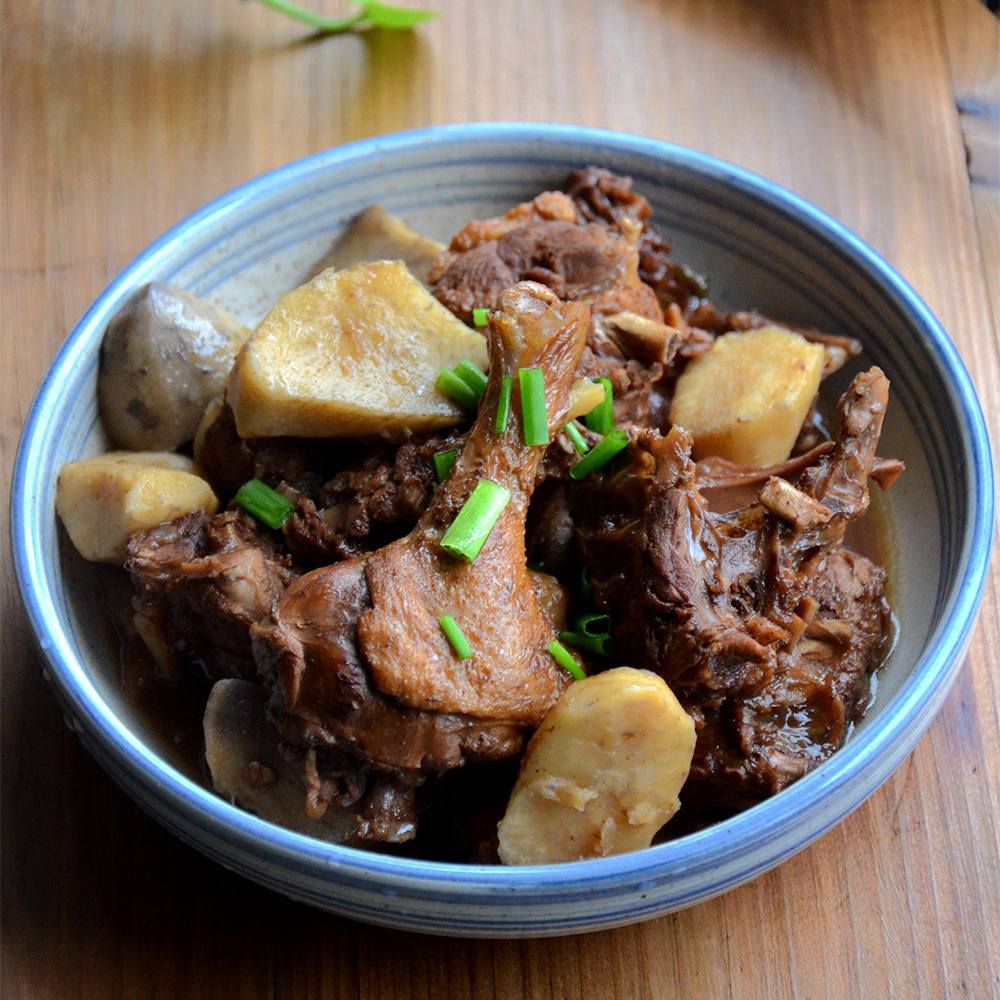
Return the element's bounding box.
[251,0,437,33]
[360,0,437,27]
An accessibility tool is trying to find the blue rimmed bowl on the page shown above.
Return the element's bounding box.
[11,124,994,937]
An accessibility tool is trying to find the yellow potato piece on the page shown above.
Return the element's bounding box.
[56,451,218,563]
[307,205,445,286]
[497,668,695,865]
[228,260,489,440]
[670,325,825,467]
[566,379,606,422]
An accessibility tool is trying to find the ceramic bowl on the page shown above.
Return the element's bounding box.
[11,124,994,937]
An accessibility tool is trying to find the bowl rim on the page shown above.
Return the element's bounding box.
[11,122,995,902]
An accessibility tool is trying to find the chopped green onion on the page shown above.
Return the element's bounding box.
[440,479,511,562]
[527,560,545,572]
[453,360,488,402]
[583,376,613,435]
[433,449,457,482]
[472,308,489,327]
[563,422,589,454]
[581,568,593,604]
[547,639,585,680]
[559,630,613,658]
[495,374,514,434]
[576,613,611,635]
[437,367,480,410]
[569,429,629,480]
[234,478,295,530]
[519,368,549,446]
[439,615,472,659]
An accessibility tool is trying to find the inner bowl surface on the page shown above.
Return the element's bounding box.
[12,124,994,937]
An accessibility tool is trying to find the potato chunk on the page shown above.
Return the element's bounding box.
[98,282,249,451]
[497,668,695,865]
[204,680,355,844]
[228,260,488,440]
[670,325,825,467]
[56,451,218,563]
[307,205,445,286]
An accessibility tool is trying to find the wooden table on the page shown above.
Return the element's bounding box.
[2,1,998,996]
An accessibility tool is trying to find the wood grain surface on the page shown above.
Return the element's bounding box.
[2,0,998,997]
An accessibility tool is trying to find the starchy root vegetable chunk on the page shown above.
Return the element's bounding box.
[228,260,489,440]
[670,325,825,467]
[56,452,218,563]
[497,667,695,865]
[567,379,606,421]
[307,205,445,285]
[204,679,355,843]
[98,282,250,451]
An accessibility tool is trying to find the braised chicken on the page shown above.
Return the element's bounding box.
[573,368,893,812]
[250,283,589,838]
[60,166,904,861]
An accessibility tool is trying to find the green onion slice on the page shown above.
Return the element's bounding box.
[472,308,489,327]
[495,374,513,434]
[575,612,611,635]
[569,429,629,480]
[437,367,480,410]
[559,630,613,658]
[563,422,589,454]
[547,639,585,680]
[440,479,511,562]
[581,567,593,604]
[519,368,549,446]
[439,614,472,659]
[433,449,457,482]
[234,478,295,530]
[453,360,488,401]
[582,376,613,435]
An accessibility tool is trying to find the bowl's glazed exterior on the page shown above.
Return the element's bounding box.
[11,124,994,936]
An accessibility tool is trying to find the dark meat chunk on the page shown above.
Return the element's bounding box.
[574,368,898,809]
[695,442,835,491]
[565,166,709,315]
[252,284,589,840]
[282,428,464,565]
[430,204,662,329]
[257,557,524,841]
[127,509,296,682]
[430,184,672,431]
[195,400,351,503]
[579,351,670,428]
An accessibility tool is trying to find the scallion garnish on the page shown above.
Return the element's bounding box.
[559,630,613,658]
[234,478,295,530]
[569,429,629,480]
[576,612,611,635]
[519,368,549,446]
[440,479,511,562]
[472,308,489,327]
[453,360,488,401]
[251,0,438,35]
[433,449,457,482]
[547,639,585,680]
[583,376,613,435]
[495,374,513,434]
[439,614,472,659]
[563,422,589,454]
[437,367,480,410]
[581,567,593,604]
